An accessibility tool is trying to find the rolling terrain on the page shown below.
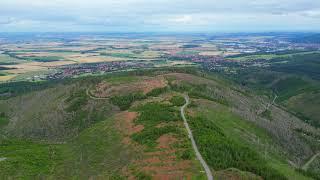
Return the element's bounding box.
[0,68,319,179]
[220,52,320,129]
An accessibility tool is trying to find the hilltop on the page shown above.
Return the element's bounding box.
[0,68,319,179]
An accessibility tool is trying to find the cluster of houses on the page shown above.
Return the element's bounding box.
[46,61,152,80]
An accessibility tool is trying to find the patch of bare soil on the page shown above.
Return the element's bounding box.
[165,73,218,86]
[92,76,167,98]
[115,111,143,136]
[140,77,167,94]
[132,132,193,179]
[116,109,196,179]
[155,122,178,128]
[186,109,196,118]
[157,134,177,149]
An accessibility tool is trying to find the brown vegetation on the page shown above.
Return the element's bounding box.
[115,101,198,179]
[92,76,167,97]
[115,111,143,136]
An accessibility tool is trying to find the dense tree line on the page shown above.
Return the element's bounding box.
[188,115,286,180]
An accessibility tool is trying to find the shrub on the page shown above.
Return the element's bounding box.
[131,126,180,148]
[0,112,9,128]
[170,95,186,106]
[146,87,168,97]
[110,92,146,110]
[65,90,88,112]
[134,102,180,127]
[260,109,273,120]
[131,102,182,148]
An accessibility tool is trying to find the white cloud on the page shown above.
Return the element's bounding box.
[168,15,193,24]
[0,0,319,32]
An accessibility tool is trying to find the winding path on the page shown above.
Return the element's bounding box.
[86,88,109,100]
[181,94,213,180]
[87,88,214,179]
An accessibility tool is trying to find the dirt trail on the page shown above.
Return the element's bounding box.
[181,94,213,180]
[265,94,278,110]
[302,152,320,170]
[86,88,109,100]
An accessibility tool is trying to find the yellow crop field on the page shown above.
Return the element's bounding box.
[0,75,16,82]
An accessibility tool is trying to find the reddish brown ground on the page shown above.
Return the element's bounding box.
[186,109,196,118]
[157,134,177,149]
[140,77,167,94]
[115,107,196,179]
[133,130,193,179]
[115,111,143,136]
[136,134,192,180]
[164,73,218,87]
[155,122,177,128]
[91,76,167,98]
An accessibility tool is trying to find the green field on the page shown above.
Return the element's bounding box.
[0,54,25,65]
[227,51,320,61]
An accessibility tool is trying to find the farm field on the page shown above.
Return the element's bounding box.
[226,51,320,61]
[2,33,307,82]
[0,33,320,179]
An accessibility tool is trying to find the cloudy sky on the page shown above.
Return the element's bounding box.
[0,0,319,32]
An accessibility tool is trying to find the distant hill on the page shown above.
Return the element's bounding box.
[288,33,320,44]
